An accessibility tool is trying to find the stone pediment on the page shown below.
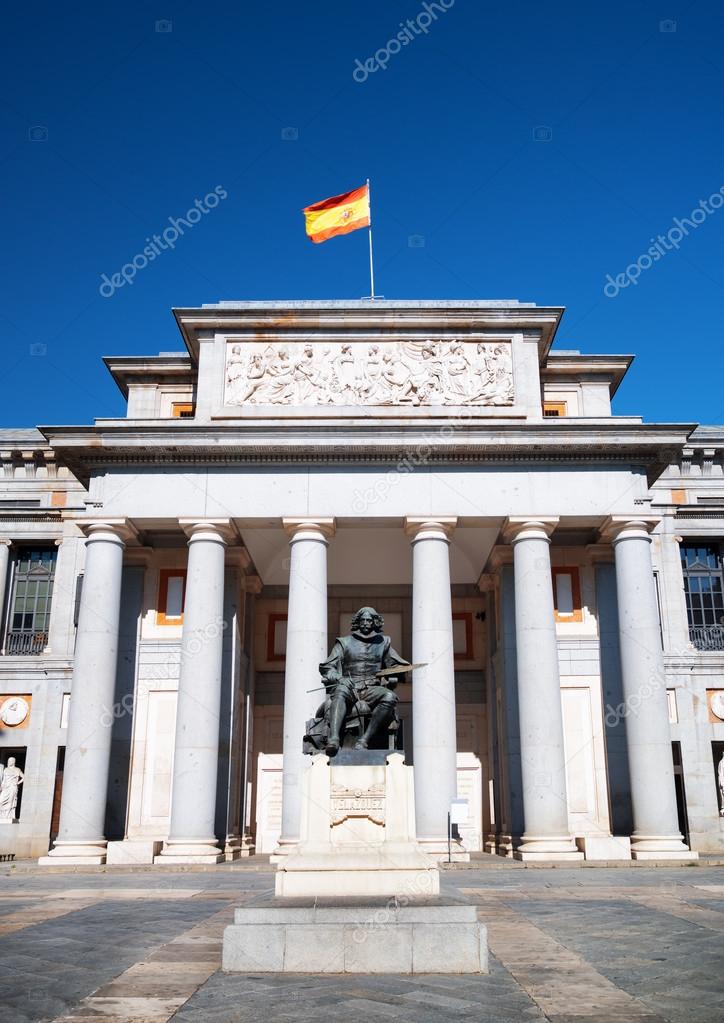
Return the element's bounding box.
[223,339,514,410]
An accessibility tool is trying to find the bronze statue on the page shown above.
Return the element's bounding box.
[304,607,410,757]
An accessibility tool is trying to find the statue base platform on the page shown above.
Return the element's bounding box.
[222,896,488,974]
[274,752,440,899]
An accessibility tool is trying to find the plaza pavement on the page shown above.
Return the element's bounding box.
[0,859,723,1023]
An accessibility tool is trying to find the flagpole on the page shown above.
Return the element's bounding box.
[366,177,375,300]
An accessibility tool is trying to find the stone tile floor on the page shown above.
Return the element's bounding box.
[0,862,722,1022]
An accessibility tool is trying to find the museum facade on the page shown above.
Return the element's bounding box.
[0,299,722,864]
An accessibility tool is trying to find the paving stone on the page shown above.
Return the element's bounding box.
[1,866,723,1022]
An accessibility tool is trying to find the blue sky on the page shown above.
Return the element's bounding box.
[2,0,723,427]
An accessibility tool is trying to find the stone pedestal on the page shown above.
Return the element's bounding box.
[106,840,163,865]
[274,752,439,898]
[223,900,488,974]
[576,835,632,861]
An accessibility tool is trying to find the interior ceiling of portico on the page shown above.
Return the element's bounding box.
[240,525,502,586]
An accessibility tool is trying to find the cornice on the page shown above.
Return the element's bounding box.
[172,302,565,364]
[540,354,633,397]
[37,419,693,489]
[103,355,195,399]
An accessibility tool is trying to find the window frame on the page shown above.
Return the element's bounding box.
[679,543,724,633]
[156,569,187,626]
[452,611,474,661]
[4,545,57,653]
[171,402,195,418]
[543,400,567,417]
[552,566,583,623]
[266,613,288,662]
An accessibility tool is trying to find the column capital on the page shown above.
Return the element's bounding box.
[283,518,336,542]
[243,574,263,594]
[404,517,457,541]
[225,546,252,570]
[122,545,155,566]
[178,518,238,544]
[485,544,514,572]
[477,572,498,593]
[77,519,138,545]
[599,516,661,544]
[0,538,12,548]
[585,543,614,564]
[502,517,559,544]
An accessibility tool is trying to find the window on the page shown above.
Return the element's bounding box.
[267,614,288,661]
[680,544,724,650]
[713,742,724,816]
[552,567,583,622]
[543,401,567,417]
[453,612,474,660]
[5,547,56,654]
[172,402,195,418]
[156,569,187,625]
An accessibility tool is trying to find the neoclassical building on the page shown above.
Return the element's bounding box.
[0,300,722,864]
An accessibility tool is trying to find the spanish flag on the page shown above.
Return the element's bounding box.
[302,183,370,244]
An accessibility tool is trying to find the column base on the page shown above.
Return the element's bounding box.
[238,834,256,858]
[154,839,224,865]
[38,840,107,866]
[630,835,698,861]
[485,833,515,857]
[514,835,584,862]
[270,838,299,864]
[417,838,470,863]
[223,837,243,862]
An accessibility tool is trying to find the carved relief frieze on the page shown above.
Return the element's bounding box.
[224,339,514,408]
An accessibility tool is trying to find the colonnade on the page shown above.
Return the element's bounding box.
[42,515,691,864]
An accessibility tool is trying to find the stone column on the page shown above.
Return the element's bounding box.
[274,519,334,857]
[507,519,582,861]
[0,539,10,634]
[39,521,129,865]
[157,520,233,865]
[606,518,694,859]
[405,518,463,856]
[658,515,691,651]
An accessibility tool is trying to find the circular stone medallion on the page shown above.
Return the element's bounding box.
[710,691,724,721]
[1,697,29,727]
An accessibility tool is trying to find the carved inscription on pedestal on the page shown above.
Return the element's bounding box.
[224,340,514,408]
[330,783,385,826]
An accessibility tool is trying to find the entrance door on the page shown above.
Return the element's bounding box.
[672,741,690,846]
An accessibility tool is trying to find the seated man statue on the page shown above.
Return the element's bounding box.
[314,606,410,757]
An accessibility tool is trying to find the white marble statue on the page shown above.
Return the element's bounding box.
[0,757,24,821]
[223,339,515,408]
[718,752,724,817]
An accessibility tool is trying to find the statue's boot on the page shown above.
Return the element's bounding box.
[325,698,347,757]
[355,702,394,750]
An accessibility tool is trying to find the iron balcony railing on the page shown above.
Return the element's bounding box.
[4,631,48,655]
[689,624,724,652]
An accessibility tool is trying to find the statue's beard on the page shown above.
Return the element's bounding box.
[352,629,379,641]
